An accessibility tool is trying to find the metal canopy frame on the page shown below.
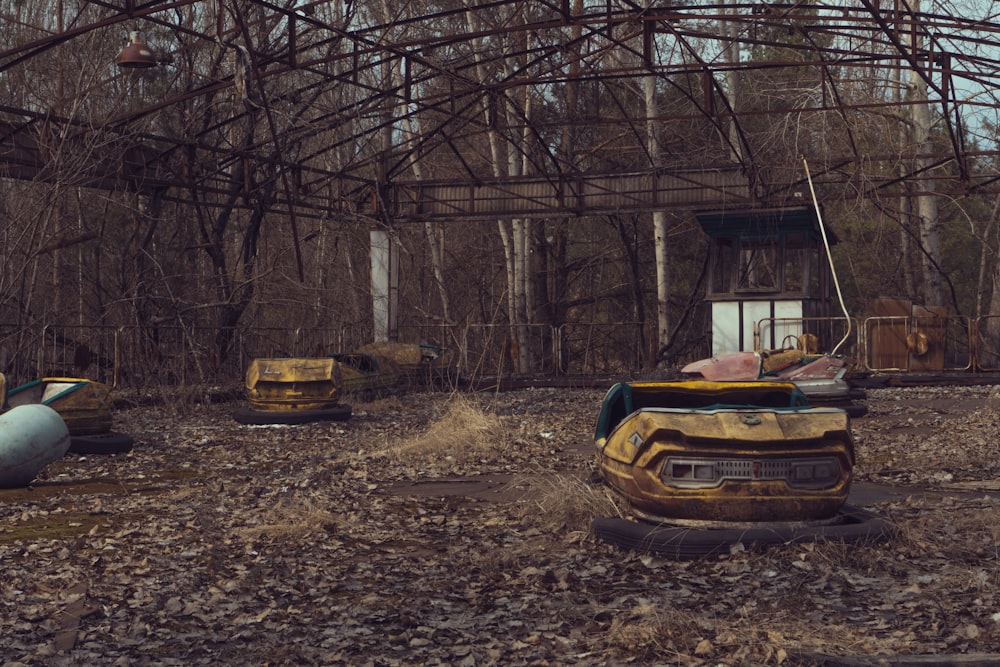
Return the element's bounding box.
[2,1,999,226]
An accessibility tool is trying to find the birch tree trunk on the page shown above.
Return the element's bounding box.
[909,0,946,306]
[645,73,670,364]
[894,55,917,299]
[723,1,744,164]
[397,80,453,328]
[986,244,1000,367]
[980,194,1000,366]
[511,77,533,375]
[465,3,530,374]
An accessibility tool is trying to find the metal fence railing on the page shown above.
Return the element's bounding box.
[975,316,1000,372]
[3,315,998,393]
[757,314,982,374]
[862,315,974,373]
[755,316,861,359]
[557,321,646,376]
[0,324,366,390]
[0,321,655,391]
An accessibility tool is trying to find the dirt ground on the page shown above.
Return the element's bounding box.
[2,382,1000,666]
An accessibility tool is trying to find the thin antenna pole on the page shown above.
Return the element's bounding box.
[801,156,851,356]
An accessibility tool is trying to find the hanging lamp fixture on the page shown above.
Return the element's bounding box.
[116,31,157,68]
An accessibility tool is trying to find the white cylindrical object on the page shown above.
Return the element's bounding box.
[0,404,71,488]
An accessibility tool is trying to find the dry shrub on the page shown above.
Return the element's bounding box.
[604,602,707,663]
[361,394,405,410]
[456,541,528,583]
[513,472,623,533]
[781,525,900,574]
[606,604,852,665]
[389,393,507,463]
[605,605,686,661]
[892,500,1000,563]
[236,496,343,541]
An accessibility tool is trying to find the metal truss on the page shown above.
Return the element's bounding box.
[2,1,999,225]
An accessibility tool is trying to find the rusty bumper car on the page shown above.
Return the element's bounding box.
[234,358,352,425]
[682,348,867,417]
[354,342,456,388]
[592,380,893,558]
[4,376,133,455]
[333,352,402,401]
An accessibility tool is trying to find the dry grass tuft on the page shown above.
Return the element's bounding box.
[604,602,706,662]
[891,501,1000,564]
[605,602,874,664]
[513,472,623,533]
[360,394,405,410]
[389,393,507,463]
[235,496,343,541]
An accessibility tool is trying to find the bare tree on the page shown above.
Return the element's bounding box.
[907,0,946,307]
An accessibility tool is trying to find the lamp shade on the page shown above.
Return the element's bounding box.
[116,32,157,68]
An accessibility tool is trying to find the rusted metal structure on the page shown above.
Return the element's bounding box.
[694,206,842,355]
[2,1,999,228]
[5,1,1000,384]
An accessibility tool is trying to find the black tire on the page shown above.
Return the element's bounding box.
[593,505,896,560]
[233,404,352,425]
[68,431,135,455]
[844,403,868,419]
[808,397,868,418]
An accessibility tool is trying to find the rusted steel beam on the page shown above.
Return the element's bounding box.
[391,169,754,221]
[2,0,1000,225]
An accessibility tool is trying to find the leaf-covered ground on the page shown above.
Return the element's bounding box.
[2,384,1000,666]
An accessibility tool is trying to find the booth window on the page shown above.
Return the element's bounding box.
[711,239,735,293]
[737,240,779,292]
[783,232,820,295]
